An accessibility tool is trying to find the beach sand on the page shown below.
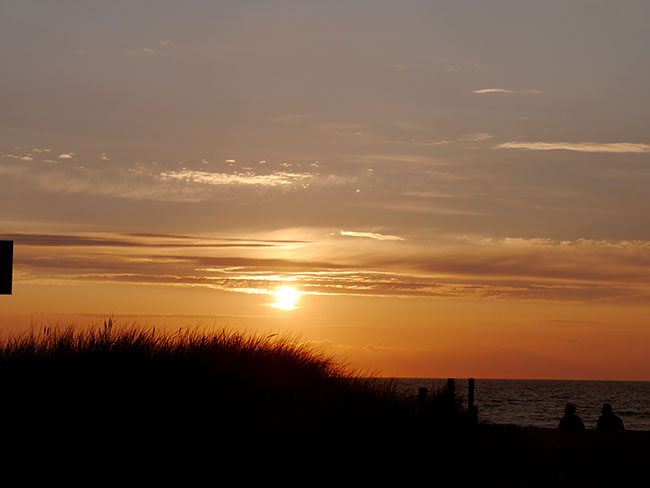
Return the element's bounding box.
[460,423,650,487]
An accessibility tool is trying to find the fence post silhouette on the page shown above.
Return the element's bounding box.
[468,378,478,426]
[446,378,455,418]
[447,378,455,400]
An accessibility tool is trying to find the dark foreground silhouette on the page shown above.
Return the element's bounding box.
[1,324,647,485]
[558,402,586,430]
[0,323,463,477]
[466,424,650,487]
[597,403,625,430]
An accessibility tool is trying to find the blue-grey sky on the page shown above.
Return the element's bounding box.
[2,1,650,379]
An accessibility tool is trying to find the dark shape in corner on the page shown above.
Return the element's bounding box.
[597,403,625,430]
[0,241,13,295]
[558,402,586,430]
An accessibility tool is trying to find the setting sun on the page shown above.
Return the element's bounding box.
[3,2,650,481]
[2,1,650,384]
[271,286,302,310]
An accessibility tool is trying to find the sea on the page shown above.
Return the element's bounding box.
[387,378,650,431]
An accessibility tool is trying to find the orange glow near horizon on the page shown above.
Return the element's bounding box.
[2,2,650,382]
[1,231,650,380]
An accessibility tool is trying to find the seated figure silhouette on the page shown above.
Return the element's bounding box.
[596,403,624,430]
[558,403,585,430]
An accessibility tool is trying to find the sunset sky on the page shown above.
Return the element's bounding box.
[2,1,650,380]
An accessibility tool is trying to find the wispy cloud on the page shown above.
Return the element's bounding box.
[1,153,34,161]
[0,158,347,202]
[473,88,515,94]
[382,132,494,148]
[312,121,367,136]
[460,132,494,142]
[365,237,650,286]
[495,141,650,154]
[368,202,483,216]
[0,232,285,249]
[120,232,310,244]
[340,230,405,241]
[123,40,170,57]
[442,62,483,73]
[473,88,542,95]
[358,154,450,165]
[58,153,74,159]
[158,170,313,187]
[10,231,650,304]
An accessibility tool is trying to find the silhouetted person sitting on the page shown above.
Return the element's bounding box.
[558,403,585,430]
[597,403,624,430]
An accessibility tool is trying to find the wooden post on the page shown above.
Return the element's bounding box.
[418,387,428,414]
[447,378,455,411]
[443,378,455,421]
[468,378,475,411]
[0,241,12,295]
[447,378,455,399]
[468,377,478,426]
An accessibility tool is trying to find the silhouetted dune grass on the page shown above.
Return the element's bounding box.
[10,321,645,483]
[0,320,458,472]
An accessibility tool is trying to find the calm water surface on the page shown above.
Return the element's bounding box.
[387,378,650,431]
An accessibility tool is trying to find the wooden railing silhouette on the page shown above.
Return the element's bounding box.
[418,377,478,426]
